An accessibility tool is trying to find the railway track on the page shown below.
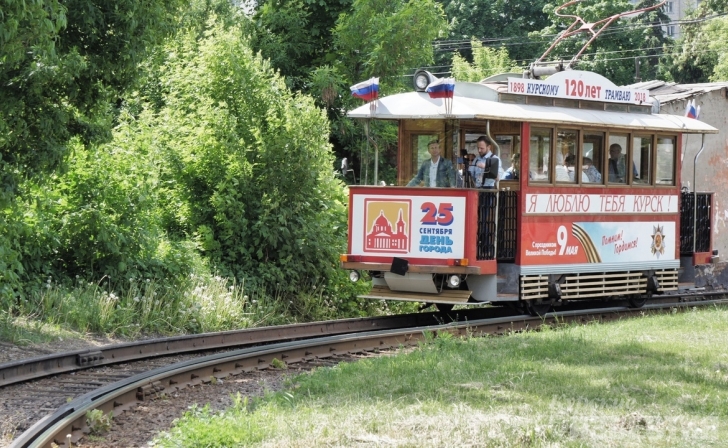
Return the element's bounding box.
[5,294,726,448]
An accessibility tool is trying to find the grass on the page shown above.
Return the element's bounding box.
[152,306,728,447]
[0,273,416,344]
[0,313,80,346]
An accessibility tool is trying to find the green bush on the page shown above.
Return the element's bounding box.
[3,17,382,327]
[145,22,350,296]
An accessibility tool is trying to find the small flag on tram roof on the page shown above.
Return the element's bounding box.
[426,77,455,99]
[350,77,379,102]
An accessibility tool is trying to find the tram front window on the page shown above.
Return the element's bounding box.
[412,134,441,178]
[530,128,551,182]
[633,136,653,184]
[556,130,578,184]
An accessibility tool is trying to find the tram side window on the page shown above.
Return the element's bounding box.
[607,134,629,184]
[656,136,676,185]
[633,136,652,184]
[583,132,604,184]
[496,135,521,179]
[556,130,578,184]
[529,128,551,182]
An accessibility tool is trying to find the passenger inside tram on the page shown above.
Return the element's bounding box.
[608,143,627,183]
[582,157,601,183]
[555,132,577,183]
[564,154,576,181]
[502,153,520,180]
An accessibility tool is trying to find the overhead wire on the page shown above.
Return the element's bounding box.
[411,43,722,78]
[432,12,728,54]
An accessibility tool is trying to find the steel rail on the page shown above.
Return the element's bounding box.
[0,308,518,387]
[1,292,722,387]
[12,297,728,448]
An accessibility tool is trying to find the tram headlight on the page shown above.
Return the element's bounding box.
[349,270,361,283]
[413,69,436,92]
[447,274,461,288]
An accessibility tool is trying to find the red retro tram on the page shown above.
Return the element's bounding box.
[339,69,718,314]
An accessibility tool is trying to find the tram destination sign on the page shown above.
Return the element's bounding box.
[507,70,650,105]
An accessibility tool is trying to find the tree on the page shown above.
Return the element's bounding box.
[0,0,183,200]
[144,22,349,292]
[435,0,551,65]
[250,0,353,91]
[250,0,448,186]
[333,0,448,84]
[707,16,728,81]
[1,0,183,300]
[451,41,521,81]
[668,0,728,83]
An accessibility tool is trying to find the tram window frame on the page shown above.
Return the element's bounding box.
[495,134,521,177]
[555,129,579,185]
[633,135,653,185]
[655,135,677,186]
[606,133,631,185]
[582,131,605,185]
[524,126,676,188]
[528,127,552,183]
[410,133,443,178]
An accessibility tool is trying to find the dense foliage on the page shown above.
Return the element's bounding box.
[148,22,349,291]
[1,0,183,300]
[668,0,728,83]
[436,0,551,64]
[451,41,521,81]
[252,0,447,186]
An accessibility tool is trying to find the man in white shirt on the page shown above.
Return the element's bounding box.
[407,140,455,187]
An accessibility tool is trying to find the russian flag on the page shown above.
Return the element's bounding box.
[426,77,455,99]
[350,77,379,102]
[685,99,698,119]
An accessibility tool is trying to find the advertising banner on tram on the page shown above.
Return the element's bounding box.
[350,193,466,259]
[521,221,675,265]
[525,193,679,215]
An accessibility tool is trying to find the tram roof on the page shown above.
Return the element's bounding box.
[348,88,718,135]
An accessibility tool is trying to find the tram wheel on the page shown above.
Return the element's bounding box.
[507,301,528,314]
[628,295,648,309]
[435,303,454,313]
[526,301,551,317]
